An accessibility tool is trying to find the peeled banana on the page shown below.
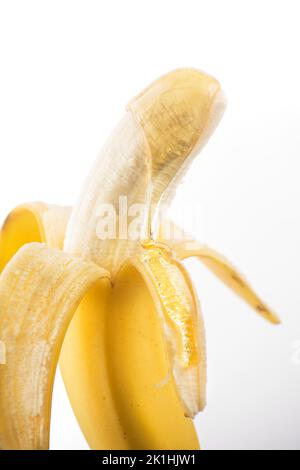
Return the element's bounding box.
[0,68,279,450]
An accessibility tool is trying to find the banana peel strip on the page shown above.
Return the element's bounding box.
[135,245,206,417]
[0,242,109,449]
[160,223,280,325]
[0,203,71,271]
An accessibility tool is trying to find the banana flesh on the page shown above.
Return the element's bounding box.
[128,68,226,218]
[64,114,152,274]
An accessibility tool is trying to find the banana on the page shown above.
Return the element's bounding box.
[0,68,279,450]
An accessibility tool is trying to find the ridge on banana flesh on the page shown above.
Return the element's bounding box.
[0,68,280,450]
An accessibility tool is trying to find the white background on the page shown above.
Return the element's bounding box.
[0,1,299,450]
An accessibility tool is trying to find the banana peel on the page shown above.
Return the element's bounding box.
[0,242,109,449]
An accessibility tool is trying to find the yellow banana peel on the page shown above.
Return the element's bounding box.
[0,68,279,450]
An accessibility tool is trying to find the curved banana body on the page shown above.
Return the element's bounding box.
[0,68,279,450]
